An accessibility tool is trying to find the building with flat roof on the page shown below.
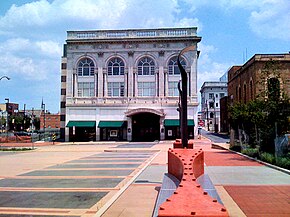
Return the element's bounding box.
[228,53,290,105]
[60,27,202,142]
[200,81,228,132]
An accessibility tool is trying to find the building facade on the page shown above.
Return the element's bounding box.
[40,113,60,130]
[228,54,290,105]
[60,27,201,142]
[200,82,228,132]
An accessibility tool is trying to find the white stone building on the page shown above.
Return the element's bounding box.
[60,27,201,142]
[200,82,228,132]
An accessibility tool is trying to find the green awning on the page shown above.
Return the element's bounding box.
[164,119,195,127]
[66,121,96,127]
[98,121,125,128]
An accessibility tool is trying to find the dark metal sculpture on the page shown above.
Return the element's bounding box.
[177,46,195,148]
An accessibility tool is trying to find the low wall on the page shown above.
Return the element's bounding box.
[158,148,229,217]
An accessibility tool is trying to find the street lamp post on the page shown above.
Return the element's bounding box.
[213,96,218,133]
[5,98,9,142]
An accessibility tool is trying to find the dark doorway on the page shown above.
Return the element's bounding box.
[69,127,96,142]
[132,113,160,141]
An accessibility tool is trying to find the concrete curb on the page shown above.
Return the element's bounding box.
[212,143,290,175]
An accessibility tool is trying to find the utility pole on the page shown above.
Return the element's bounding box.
[41,99,46,141]
[23,104,26,131]
[206,100,210,131]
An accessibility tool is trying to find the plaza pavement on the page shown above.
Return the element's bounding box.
[0,138,289,217]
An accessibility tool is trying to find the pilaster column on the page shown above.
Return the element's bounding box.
[160,116,165,140]
[73,71,77,97]
[133,70,138,97]
[191,51,198,98]
[155,69,159,97]
[164,68,168,97]
[94,68,98,97]
[159,66,165,97]
[96,125,100,141]
[124,69,128,97]
[127,116,132,141]
[103,70,108,97]
[98,67,103,97]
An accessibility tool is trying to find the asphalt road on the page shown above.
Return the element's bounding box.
[201,129,230,143]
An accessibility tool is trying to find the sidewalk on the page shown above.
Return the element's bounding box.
[101,138,290,217]
[0,139,289,216]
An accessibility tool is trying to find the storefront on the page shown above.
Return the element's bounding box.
[66,121,96,142]
[164,119,195,140]
[98,121,127,141]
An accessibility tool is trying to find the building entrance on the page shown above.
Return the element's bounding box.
[132,113,160,141]
[69,127,96,142]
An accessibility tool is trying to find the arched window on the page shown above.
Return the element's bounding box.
[210,112,214,118]
[168,56,186,75]
[268,78,280,100]
[250,80,253,100]
[77,58,95,76]
[243,83,247,103]
[238,86,241,102]
[137,57,155,75]
[108,57,125,76]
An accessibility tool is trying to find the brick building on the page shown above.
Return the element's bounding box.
[40,113,60,130]
[221,53,290,135]
[228,54,290,105]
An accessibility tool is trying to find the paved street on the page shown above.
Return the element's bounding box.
[0,143,160,216]
[0,140,289,217]
[201,129,230,143]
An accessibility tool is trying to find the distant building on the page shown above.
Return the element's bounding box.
[228,53,290,105]
[0,103,19,115]
[219,96,228,133]
[200,81,228,132]
[40,112,60,130]
[20,109,43,118]
[219,71,228,82]
[60,27,202,142]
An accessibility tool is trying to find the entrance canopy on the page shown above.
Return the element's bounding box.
[164,119,195,126]
[66,121,96,127]
[98,121,126,128]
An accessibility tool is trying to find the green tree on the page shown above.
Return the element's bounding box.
[229,60,290,153]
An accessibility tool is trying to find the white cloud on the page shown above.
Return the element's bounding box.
[0,53,47,80]
[0,0,51,28]
[0,0,203,34]
[35,40,62,57]
[174,18,202,31]
[197,43,232,89]
[0,38,31,52]
[0,38,61,58]
[0,37,61,81]
[249,0,290,41]
[181,0,290,41]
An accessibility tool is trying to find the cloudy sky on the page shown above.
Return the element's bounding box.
[0,0,289,113]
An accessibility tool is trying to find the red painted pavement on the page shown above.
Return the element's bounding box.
[158,149,228,217]
[0,142,59,147]
[224,186,290,217]
[204,150,262,166]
